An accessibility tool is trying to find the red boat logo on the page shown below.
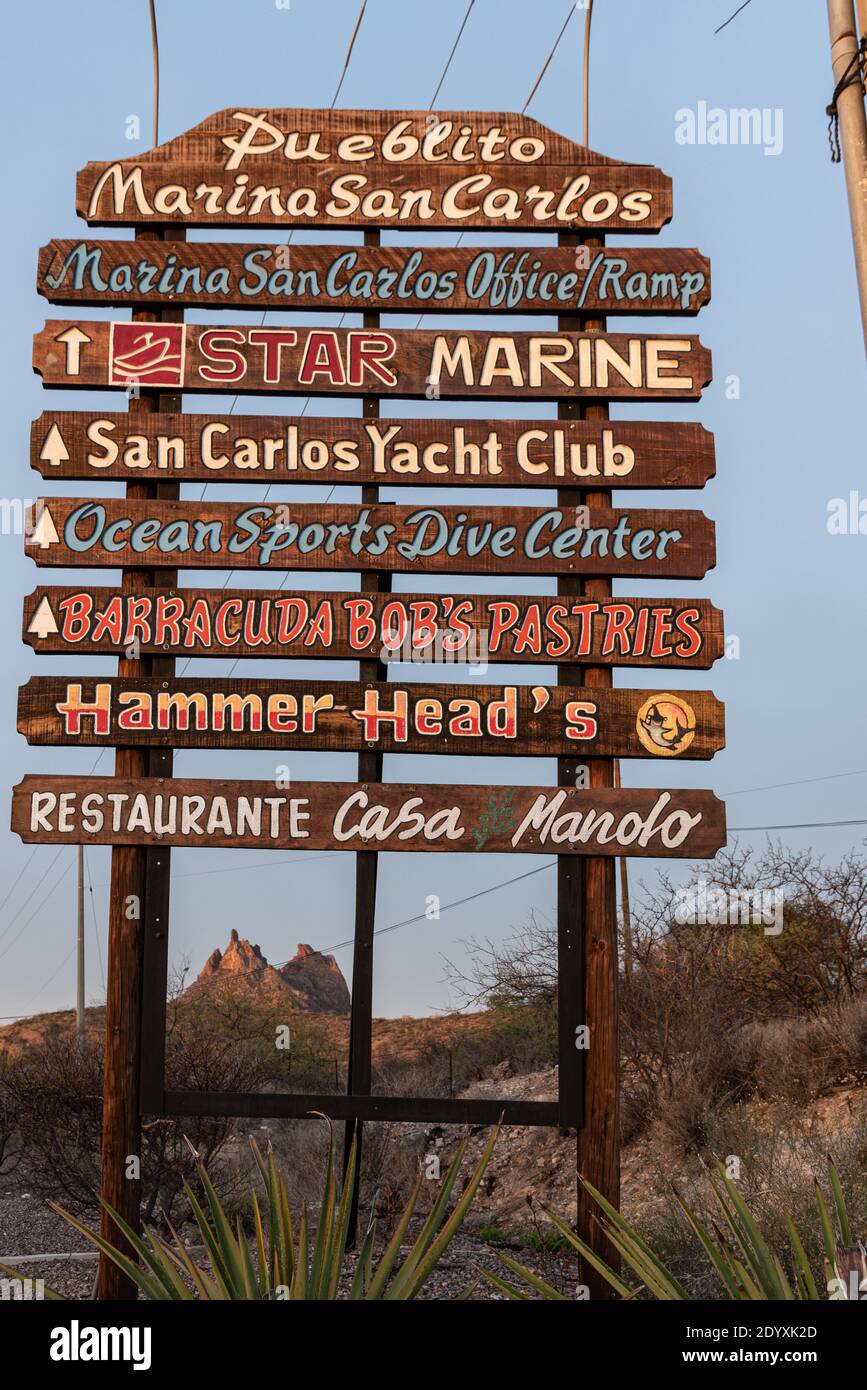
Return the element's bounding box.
[109,323,185,387]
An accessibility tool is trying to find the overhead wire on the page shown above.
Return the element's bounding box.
[714,0,754,35]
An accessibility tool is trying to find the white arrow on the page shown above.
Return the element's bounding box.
[28,505,59,550]
[27,596,59,638]
[54,326,91,377]
[39,423,69,468]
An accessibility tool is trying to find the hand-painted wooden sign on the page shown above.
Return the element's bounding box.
[76,108,673,232]
[18,677,724,760]
[32,321,711,401]
[29,412,715,489]
[12,776,726,858]
[24,499,715,579]
[38,240,710,316]
[23,587,725,669]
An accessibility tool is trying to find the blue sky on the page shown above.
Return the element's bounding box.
[0,0,863,1020]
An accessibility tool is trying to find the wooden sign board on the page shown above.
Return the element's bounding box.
[29,412,715,490]
[18,677,725,761]
[22,587,725,669]
[24,498,716,579]
[38,240,711,316]
[12,776,726,858]
[32,321,711,402]
[76,108,673,232]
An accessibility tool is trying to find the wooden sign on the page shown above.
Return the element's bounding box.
[24,498,716,579]
[12,776,726,858]
[38,240,710,316]
[18,677,724,761]
[76,108,673,232]
[32,321,711,402]
[22,587,725,669]
[29,412,715,489]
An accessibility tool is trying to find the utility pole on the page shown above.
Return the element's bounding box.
[76,845,85,1045]
[827,0,867,354]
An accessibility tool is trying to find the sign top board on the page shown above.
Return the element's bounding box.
[101,109,628,168]
[76,108,673,232]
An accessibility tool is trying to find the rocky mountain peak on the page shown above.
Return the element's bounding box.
[190,934,350,1014]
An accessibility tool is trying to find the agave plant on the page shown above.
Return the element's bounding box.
[3,1123,496,1300]
[481,1157,862,1301]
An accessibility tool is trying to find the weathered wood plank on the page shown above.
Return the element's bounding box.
[37,240,709,315]
[23,498,716,579]
[12,776,727,858]
[22,586,725,668]
[17,677,724,760]
[75,108,672,231]
[32,321,711,401]
[29,411,715,489]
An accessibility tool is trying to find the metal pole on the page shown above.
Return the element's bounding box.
[76,845,85,1045]
[828,0,867,353]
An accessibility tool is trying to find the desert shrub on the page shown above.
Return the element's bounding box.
[171,989,343,1094]
[450,845,867,1150]
[0,1052,22,1176]
[6,1025,267,1225]
[6,1036,103,1211]
[634,1102,867,1298]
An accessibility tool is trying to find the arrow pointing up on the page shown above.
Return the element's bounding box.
[54,326,91,376]
[39,423,69,467]
[28,506,59,550]
[27,596,59,638]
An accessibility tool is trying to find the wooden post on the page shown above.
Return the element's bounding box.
[559,232,620,1298]
[613,762,633,977]
[343,228,389,1242]
[97,226,183,1301]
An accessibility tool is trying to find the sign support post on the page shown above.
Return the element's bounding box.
[97,226,184,1301]
[343,229,391,1242]
[558,231,619,1296]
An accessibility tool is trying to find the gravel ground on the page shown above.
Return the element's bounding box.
[0,1175,581,1301]
[0,1178,99,1299]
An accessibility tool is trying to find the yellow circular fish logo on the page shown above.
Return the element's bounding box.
[636,694,696,757]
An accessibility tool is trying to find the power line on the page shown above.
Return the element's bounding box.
[523,4,577,114]
[0,845,39,923]
[311,861,558,957]
[0,853,74,965]
[84,846,105,993]
[0,846,67,951]
[723,767,867,798]
[90,849,338,889]
[0,748,108,948]
[430,0,476,107]
[24,944,76,1010]
[714,0,754,34]
[332,0,368,107]
[729,817,867,833]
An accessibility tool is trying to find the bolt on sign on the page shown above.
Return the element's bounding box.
[13,100,727,1242]
[75,109,674,232]
[33,321,711,401]
[30,413,716,488]
[22,587,725,669]
[37,239,711,316]
[12,777,726,859]
[17,678,725,760]
[24,498,716,578]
